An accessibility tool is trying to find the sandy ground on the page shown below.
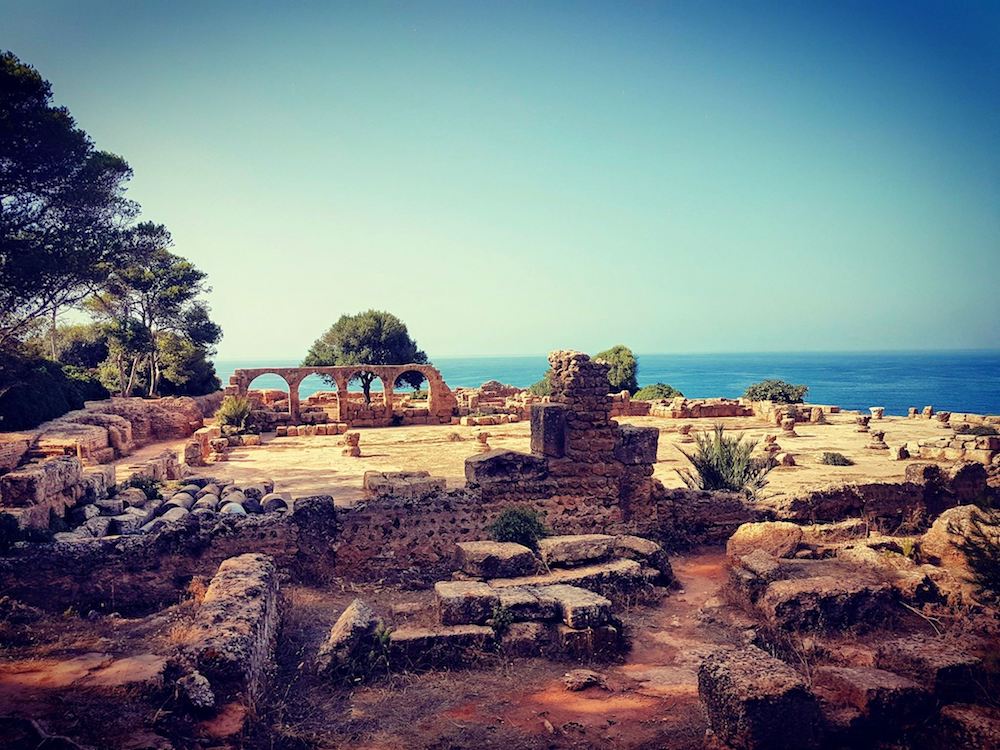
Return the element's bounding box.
[114,412,955,505]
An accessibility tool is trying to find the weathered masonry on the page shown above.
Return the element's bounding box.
[226,363,458,425]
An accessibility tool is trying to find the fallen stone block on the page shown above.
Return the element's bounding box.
[490,558,650,602]
[613,534,674,584]
[455,540,538,578]
[759,575,895,632]
[698,646,824,750]
[316,598,378,674]
[727,521,803,559]
[536,584,611,628]
[500,621,555,657]
[554,623,624,659]
[928,704,1000,750]
[388,625,495,669]
[537,534,615,567]
[496,586,559,621]
[874,636,984,702]
[812,666,931,732]
[435,581,499,625]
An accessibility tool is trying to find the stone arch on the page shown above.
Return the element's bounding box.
[244,371,293,418]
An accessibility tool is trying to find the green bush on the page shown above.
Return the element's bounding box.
[0,354,105,430]
[594,344,638,394]
[61,365,109,403]
[527,372,553,397]
[743,379,808,404]
[633,383,684,401]
[678,424,774,498]
[126,475,162,501]
[215,395,253,433]
[952,508,1000,603]
[819,452,854,466]
[487,506,549,550]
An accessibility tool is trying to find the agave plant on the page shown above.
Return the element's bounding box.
[677,424,774,498]
[215,394,253,433]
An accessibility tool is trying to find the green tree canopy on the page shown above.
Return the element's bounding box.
[595,345,639,394]
[87,222,221,396]
[303,310,428,403]
[633,383,684,401]
[743,379,808,404]
[0,51,136,349]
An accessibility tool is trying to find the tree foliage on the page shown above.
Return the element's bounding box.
[595,345,639,394]
[527,371,553,397]
[953,508,1000,604]
[87,223,221,396]
[633,383,684,401]
[487,506,549,551]
[303,310,427,403]
[0,352,107,430]
[743,379,808,404]
[0,51,136,349]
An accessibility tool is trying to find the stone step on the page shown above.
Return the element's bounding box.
[489,558,656,600]
[537,534,615,567]
[388,625,495,669]
[454,540,538,578]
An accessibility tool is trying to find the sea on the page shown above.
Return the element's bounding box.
[214,351,1000,417]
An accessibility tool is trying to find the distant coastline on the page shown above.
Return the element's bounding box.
[215,350,1000,416]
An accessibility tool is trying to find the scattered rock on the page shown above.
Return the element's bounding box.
[562,668,607,691]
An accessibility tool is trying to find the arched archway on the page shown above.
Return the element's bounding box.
[246,372,292,418]
[298,372,338,424]
[394,368,432,413]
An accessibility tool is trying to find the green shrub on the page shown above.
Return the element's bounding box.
[61,365,109,402]
[127,475,162,501]
[215,394,253,433]
[594,344,638,394]
[487,506,549,550]
[633,383,684,401]
[678,424,774,498]
[0,354,97,430]
[955,424,999,436]
[952,508,1000,603]
[527,372,553,397]
[819,452,854,466]
[743,379,808,404]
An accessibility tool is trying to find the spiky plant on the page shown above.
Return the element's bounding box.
[677,424,775,498]
[215,394,253,433]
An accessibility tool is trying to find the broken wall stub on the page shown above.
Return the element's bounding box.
[465,351,660,523]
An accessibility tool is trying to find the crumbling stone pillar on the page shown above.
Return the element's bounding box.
[530,403,567,458]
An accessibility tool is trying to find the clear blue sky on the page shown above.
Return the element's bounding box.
[4,1,998,359]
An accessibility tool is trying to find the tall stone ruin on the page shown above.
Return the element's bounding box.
[465,350,659,525]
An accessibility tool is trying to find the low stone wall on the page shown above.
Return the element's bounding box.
[0,394,220,469]
[0,457,113,530]
[0,496,336,613]
[181,553,281,702]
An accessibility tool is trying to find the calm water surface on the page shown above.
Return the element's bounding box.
[215,351,1000,416]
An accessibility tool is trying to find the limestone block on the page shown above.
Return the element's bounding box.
[812,666,931,728]
[697,646,824,750]
[726,521,803,559]
[454,540,538,578]
[535,584,611,628]
[537,534,615,567]
[434,581,499,625]
[759,575,895,632]
[316,598,378,673]
[183,553,280,701]
[530,403,567,458]
[874,636,982,702]
[495,586,560,621]
[388,625,495,669]
[613,424,659,465]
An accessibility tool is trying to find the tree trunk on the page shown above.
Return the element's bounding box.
[362,372,373,404]
[126,356,139,396]
[49,306,58,360]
